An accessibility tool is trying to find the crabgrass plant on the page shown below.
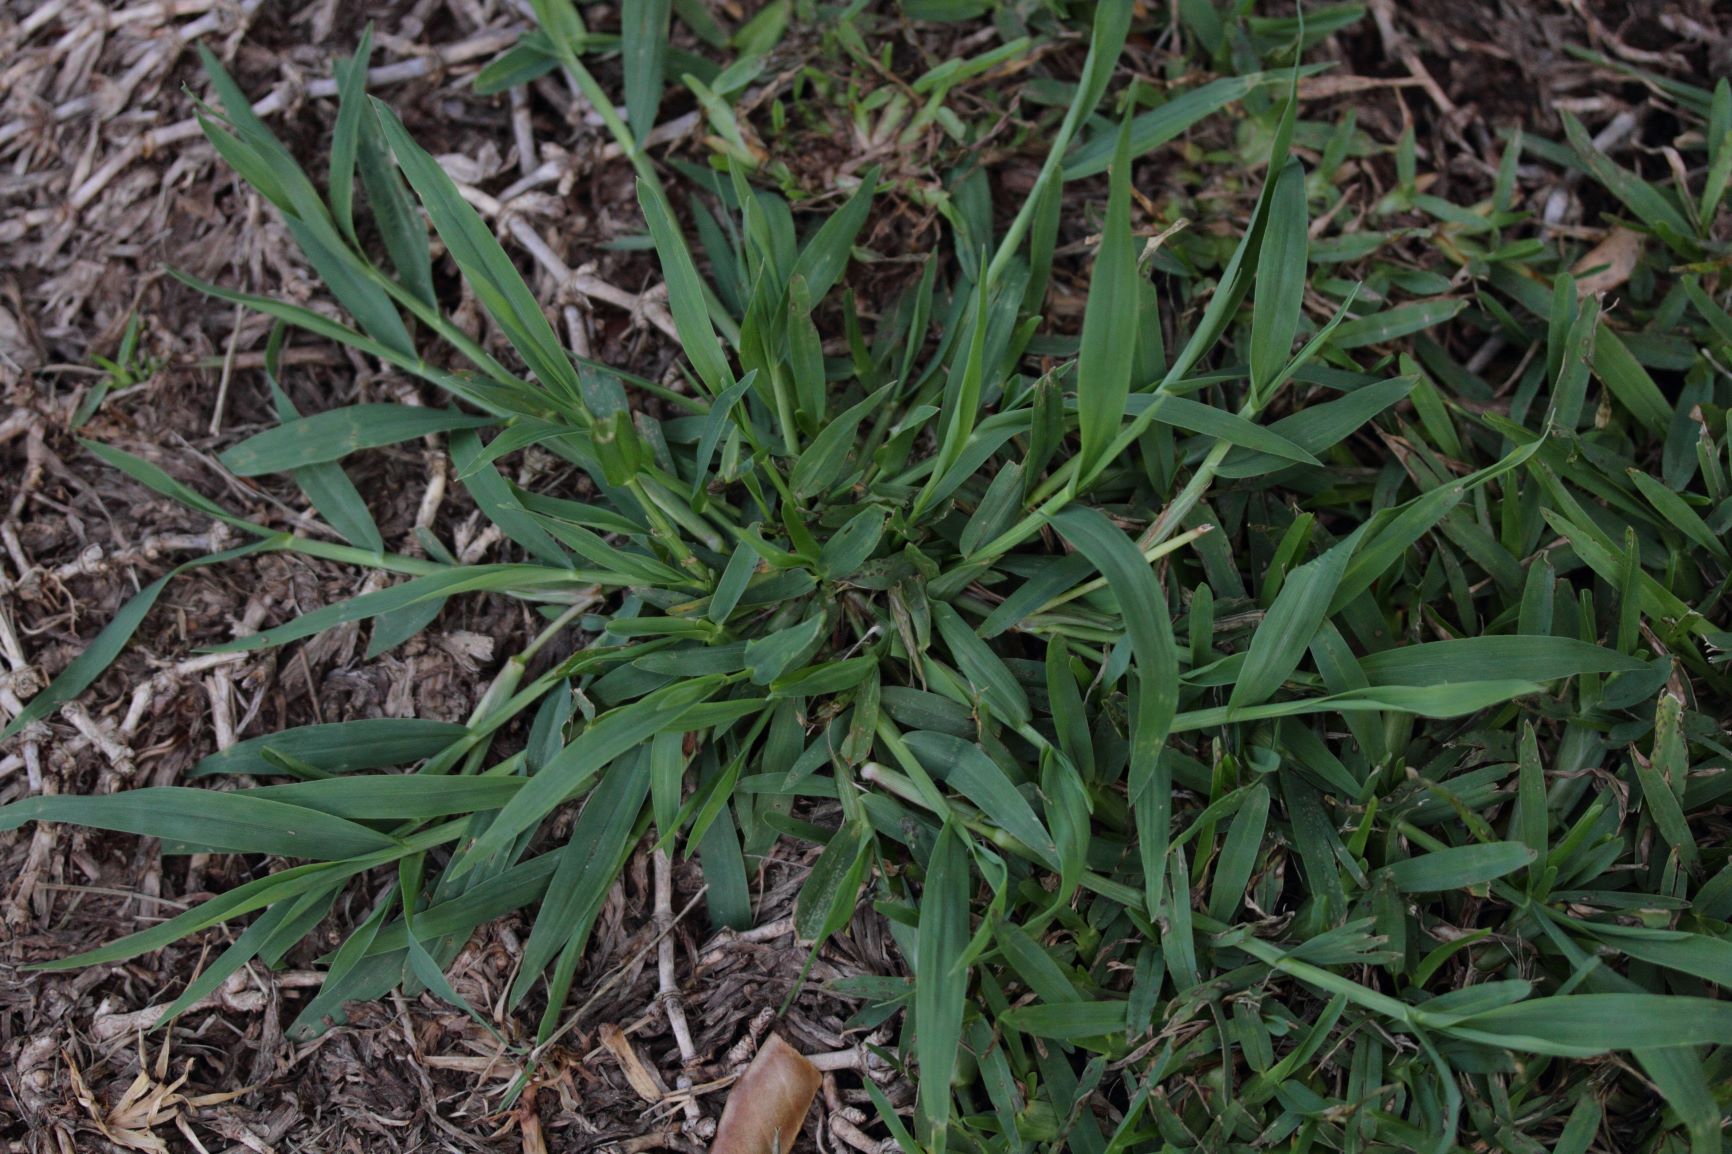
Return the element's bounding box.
[5,6,1732,1151]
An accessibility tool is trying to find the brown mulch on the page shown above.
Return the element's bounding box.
[1,0,1727,1150]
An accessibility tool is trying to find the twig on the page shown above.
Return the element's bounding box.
[510,86,537,177]
[504,217,680,342]
[208,300,245,435]
[654,848,706,1133]
[1367,0,1458,121]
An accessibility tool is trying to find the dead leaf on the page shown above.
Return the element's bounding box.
[1572,226,1642,297]
[599,1023,667,1103]
[709,1035,822,1154]
[65,1038,250,1153]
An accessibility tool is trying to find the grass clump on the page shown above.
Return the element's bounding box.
[4,4,1732,1151]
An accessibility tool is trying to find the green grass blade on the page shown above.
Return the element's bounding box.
[511,748,650,1006]
[372,101,584,404]
[221,405,494,476]
[1357,637,1646,686]
[622,0,671,148]
[791,167,879,305]
[1075,113,1137,483]
[1227,529,1359,710]
[915,822,970,1154]
[193,719,468,777]
[0,787,399,859]
[1250,158,1308,399]
[906,731,1058,868]
[1063,70,1303,179]
[329,25,374,241]
[1051,507,1178,916]
[1381,842,1535,893]
[639,176,734,397]
[465,677,724,864]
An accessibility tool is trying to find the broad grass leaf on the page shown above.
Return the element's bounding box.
[1000,1000,1130,1040]
[83,441,262,532]
[1207,783,1269,921]
[1228,529,1360,710]
[1123,394,1320,465]
[1063,70,1300,178]
[790,166,878,304]
[1050,508,1178,797]
[915,822,969,1153]
[366,850,560,957]
[328,25,374,241]
[288,890,393,1037]
[510,748,650,1006]
[1561,111,1696,252]
[708,542,759,625]
[168,269,527,416]
[1448,995,1732,1056]
[1051,507,1177,917]
[915,274,990,517]
[1250,158,1308,397]
[1380,841,1535,893]
[30,862,354,971]
[156,885,337,1026]
[1633,694,1697,868]
[986,0,1127,281]
[1175,680,1543,730]
[791,382,894,498]
[221,405,493,476]
[373,102,584,403]
[622,0,670,147]
[772,656,878,698]
[978,553,1095,638]
[0,787,399,859]
[244,776,523,819]
[959,461,1026,557]
[1358,637,1645,686]
[1627,468,1730,561]
[196,47,416,357]
[211,565,580,654]
[449,429,572,566]
[819,509,887,579]
[267,365,385,552]
[931,602,1030,726]
[467,676,723,864]
[747,614,828,685]
[905,731,1058,869]
[639,175,734,397]
[355,99,436,310]
[1593,328,1676,434]
[1076,113,1137,480]
[193,719,468,777]
[794,820,871,942]
[1584,923,1732,987]
[996,921,1082,1003]
[1330,298,1465,350]
[1155,81,1298,392]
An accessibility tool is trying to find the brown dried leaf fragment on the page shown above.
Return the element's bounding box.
[710,1035,822,1154]
[600,1023,667,1103]
[1572,226,1643,297]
